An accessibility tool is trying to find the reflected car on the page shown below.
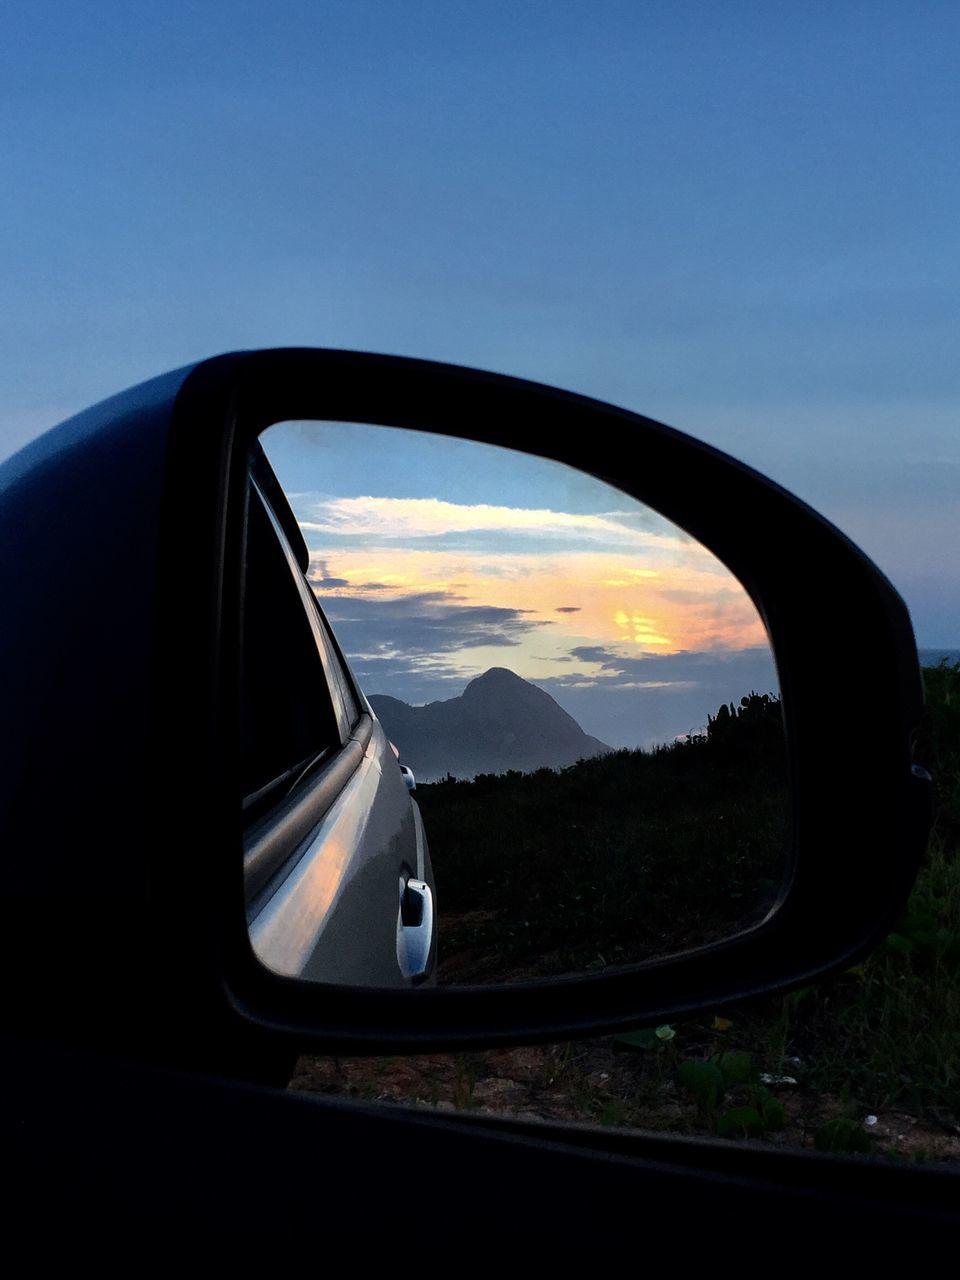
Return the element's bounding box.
[241,445,436,988]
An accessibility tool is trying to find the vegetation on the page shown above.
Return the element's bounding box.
[741,659,960,1125]
[418,690,788,981]
[603,658,960,1157]
[294,662,960,1162]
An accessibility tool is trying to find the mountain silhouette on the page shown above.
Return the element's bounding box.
[369,667,611,782]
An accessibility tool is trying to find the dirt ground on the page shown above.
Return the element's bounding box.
[289,1034,960,1166]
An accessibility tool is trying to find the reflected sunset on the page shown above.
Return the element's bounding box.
[304,542,765,680]
[261,421,779,748]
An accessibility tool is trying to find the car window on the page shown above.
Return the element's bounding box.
[311,594,362,734]
[240,479,347,819]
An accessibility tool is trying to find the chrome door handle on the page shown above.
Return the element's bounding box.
[396,878,434,983]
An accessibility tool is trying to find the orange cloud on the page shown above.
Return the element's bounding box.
[307,545,766,662]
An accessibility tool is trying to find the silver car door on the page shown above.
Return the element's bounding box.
[242,478,433,987]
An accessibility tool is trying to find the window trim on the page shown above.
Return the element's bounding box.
[242,477,377,902]
[243,713,374,905]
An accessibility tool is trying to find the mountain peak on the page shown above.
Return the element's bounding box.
[464,666,525,689]
[370,668,611,781]
[461,666,546,705]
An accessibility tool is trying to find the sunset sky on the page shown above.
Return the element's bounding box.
[262,420,778,747]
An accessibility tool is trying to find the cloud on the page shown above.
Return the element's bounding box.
[615,680,696,690]
[570,645,618,665]
[300,495,770,702]
[308,558,349,588]
[545,644,779,692]
[318,591,544,660]
[304,544,763,655]
[299,495,693,551]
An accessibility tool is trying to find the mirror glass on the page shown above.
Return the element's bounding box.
[243,421,789,988]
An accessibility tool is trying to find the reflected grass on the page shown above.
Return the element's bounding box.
[416,692,789,982]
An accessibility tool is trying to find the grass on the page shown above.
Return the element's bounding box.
[657,659,960,1151]
[417,690,789,981]
[747,662,960,1117]
[292,662,960,1162]
[748,830,960,1117]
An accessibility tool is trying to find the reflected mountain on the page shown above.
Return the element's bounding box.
[369,667,611,782]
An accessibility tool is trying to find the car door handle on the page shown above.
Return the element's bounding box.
[396,878,434,983]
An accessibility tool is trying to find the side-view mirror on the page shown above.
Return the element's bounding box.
[0,349,931,1072]
[246,418,788,992]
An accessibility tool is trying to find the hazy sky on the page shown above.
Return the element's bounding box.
[3,3,958,655]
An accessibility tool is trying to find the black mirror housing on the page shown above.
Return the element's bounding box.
[0,349,932,1066]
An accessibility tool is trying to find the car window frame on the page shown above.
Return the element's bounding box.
[252,473,364,736]
[242,476,376,904]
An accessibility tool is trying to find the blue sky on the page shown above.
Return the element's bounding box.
[3,2,958,666]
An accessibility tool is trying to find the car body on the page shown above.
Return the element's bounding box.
[243,449,436,987]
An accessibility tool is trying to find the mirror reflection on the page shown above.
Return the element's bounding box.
[243,421,788,987]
